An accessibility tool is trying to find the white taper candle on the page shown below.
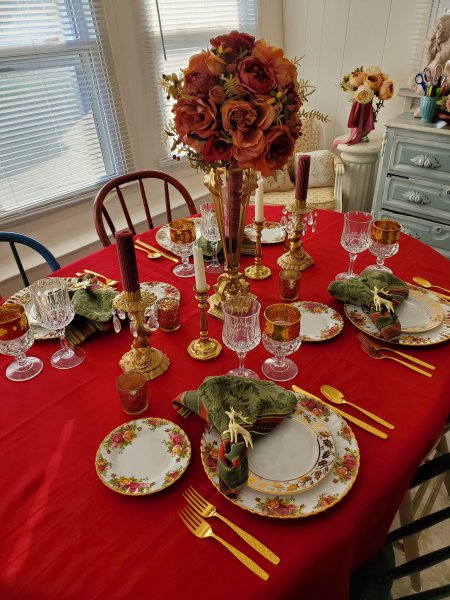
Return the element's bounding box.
[193,245,207,292]
[254,179,265,222]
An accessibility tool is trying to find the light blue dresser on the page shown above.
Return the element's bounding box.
[372,112,450,259]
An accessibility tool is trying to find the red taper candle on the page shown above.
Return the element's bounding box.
[295,154,311,201]
[115,229,140,292]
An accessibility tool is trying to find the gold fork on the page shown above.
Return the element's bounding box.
[356,333,435,371]
[183,486,280,565]
[79,269,119,286]
[179,506,269,581]
[360,344,432,377]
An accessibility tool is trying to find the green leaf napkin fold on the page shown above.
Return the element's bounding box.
[66,287,117,346]
[328,269,409,340]
[172,376,297,497]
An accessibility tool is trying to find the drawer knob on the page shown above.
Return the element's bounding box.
[401,190,430,204]
[410,154,441,169]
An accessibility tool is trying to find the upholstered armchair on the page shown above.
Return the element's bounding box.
[254,119,344,212]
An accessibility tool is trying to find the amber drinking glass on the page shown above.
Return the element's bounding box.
[0,304,43,381]
[261,303,301,382]
[169,219,196,278]
[368,219,401,273]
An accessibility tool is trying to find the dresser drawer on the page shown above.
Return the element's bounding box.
[379,210,450,258]
[382,176,450,225]
[388,135,450,183]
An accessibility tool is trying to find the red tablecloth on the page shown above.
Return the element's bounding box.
[2,207,450,600]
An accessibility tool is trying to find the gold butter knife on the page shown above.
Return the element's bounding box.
[292,385,388,440]
[135,239,179,263]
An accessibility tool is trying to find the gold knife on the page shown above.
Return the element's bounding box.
[292,385,388,440]
[135,239,179,263]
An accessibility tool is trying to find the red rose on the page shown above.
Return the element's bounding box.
[210,31,255,58]
[238,57,277,95]
[252,126,295,176]
[202,135,232,162]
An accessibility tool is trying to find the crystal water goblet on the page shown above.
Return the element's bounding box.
[261,303,301,382]
[31,278,85,369]
[200,202,223,273]
[335,211,373,280]
[222,296,261,379]
[0,304,43,381]
[367,219,401,274]
[168,219,196,278]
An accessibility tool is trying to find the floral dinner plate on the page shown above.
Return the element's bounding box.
[293,301,344,342]
[95,418,191,495]
[344,286,450,346]
[247,406,335,496]
[201,395,359,518]
[140,281,180,301]
[395,289,444,333]
[244,221,285,244]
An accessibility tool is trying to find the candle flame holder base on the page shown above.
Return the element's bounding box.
[277,200,315,272]
[244,219,271,280]
[113,289,169,380]
[188,286,222,360]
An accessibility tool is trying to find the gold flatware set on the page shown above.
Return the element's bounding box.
[135,238,179,263]
[179,486,279,580]
[76,269,119,287]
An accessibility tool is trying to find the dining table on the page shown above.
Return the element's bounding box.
[1,205,450,600]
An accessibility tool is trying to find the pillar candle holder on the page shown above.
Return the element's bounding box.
[244,220,271,280]
[277,199,315,271]
[187,285,222,361]
[112,289,169,380]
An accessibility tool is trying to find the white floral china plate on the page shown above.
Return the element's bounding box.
[201,396,359,518]
[6,277,89,340]
[244,221,285,244]
[395,289,444,333]
[155,217,201,252]
[344,286,450,346]
[140,281,180,301]
[247,407,335,495]
[293,301,344,342]
[95,418,191,495]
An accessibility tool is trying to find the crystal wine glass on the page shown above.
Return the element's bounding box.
[222,296,261,379]
[30,278,85,369]
[168,219,196,278]
[261,303,301,382]
[367,219,401,274]
[335,211,373,280]
[0,304,43,381]
[200,202,223,274]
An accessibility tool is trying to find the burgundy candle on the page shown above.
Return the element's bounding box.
[295,154,311,201]
[115,229,140,292]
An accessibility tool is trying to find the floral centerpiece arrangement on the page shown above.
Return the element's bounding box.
[334,66,394,147]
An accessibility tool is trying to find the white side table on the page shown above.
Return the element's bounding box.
[336,136,382,212]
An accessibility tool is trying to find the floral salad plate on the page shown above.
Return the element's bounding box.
[345,286,450,346]
[140,281,180,302]
[96,418,191,495]
[395,289,444,333]
[201,395,359,518]
[244,221,285,244]
[246,407,335,495]
[293,301,344,342]
[155,217,201,252]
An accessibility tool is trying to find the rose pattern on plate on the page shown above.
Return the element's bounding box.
[314,493,339,510]
[163,469,182,487]
[163,426,190,460]
[298,397,332,421]
[254,496,305,517]
[97,454,112,474]
[333,449,359,484]
[109,474,155,494]
[202,441,220,476]
[104,423,142,454]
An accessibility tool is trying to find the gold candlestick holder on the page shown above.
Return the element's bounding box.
[112,289,169,380]
[187,286,222,361]
[277,200,315,271]
[244,219,271,280]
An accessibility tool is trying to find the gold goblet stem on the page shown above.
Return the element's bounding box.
[187,286,222,361]
[244,219,271,280]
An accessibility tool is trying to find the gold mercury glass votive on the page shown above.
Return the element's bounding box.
[371,220,401,245]
[264,303,301,342]
[169,219,196,245]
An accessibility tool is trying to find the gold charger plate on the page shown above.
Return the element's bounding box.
[344,286,450,346]
[200,397,359,518]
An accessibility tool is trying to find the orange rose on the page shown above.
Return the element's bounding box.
[222,100,257,132]
[123,430,136,442]
[237,56,277,95]
[378,79,394,100]
[255,102,276,130]
[209,85,226,104]
[349,71,364,88]
[205,53,226,76]
[243,126,295,176]
[364,73,383,91]
[173,97,217,140]
[252,39,297,88]
[232,127,266,164]
[183,52,214,96]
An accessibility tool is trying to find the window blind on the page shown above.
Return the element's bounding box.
[0,0,133,219]
[139,0,262,164]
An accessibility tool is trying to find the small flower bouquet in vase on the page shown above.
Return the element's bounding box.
[162,31,303,317]
[334,66,394,147]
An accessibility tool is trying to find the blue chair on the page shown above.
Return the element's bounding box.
[0,232,61,287]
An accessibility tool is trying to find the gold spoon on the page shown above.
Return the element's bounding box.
[134,245,162,259]
[320,385,394,430]
[412,276,450,295]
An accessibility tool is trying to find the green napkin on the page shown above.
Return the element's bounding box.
[328,269,409,340]
[66,287,117,346]
[173,376,297,496]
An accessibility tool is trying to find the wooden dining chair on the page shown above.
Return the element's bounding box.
[93,170,197,247]
[0,231,61,288]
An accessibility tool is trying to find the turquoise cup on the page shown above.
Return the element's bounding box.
[420,96,438,123]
